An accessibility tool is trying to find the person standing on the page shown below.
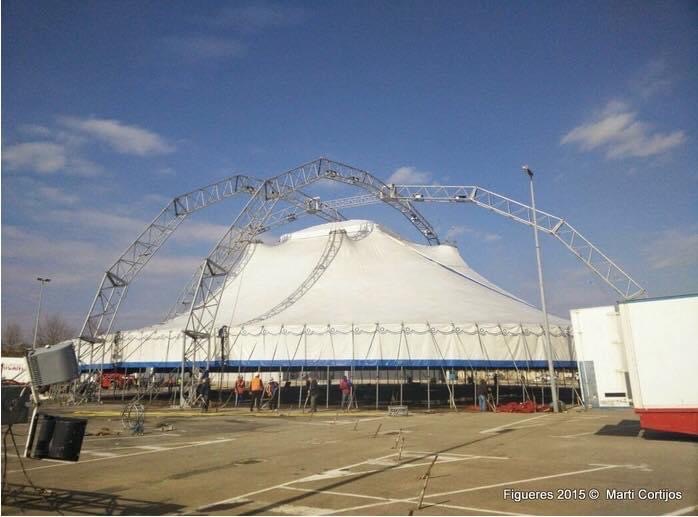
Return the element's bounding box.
[266,377,279,410]
[250,373,264,411]
[234,375,246,406]
[339,375,353,411]
[307,374,319,413]
[199,369,211,412]
[477,378,489,412]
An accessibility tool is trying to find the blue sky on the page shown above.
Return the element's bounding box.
[2,1,697,337]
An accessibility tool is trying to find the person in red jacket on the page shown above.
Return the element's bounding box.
[339,375,353,411]
[234,375,246,406]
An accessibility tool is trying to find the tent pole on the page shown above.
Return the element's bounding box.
[472,368,476,407]
[494,372,499,405]
[122,364,127,401]
[326,365,330,409]
[276,365,283,411]
[375,365,379,410]
[400,366,404,406]
[426,322,456,410]
[427,366,431,410]
[497,324,528,403]
[299,366,304,409]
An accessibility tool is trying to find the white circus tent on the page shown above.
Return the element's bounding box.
[104,220,575,372]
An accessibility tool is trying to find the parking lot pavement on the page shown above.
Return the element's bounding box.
[1,406,696,515]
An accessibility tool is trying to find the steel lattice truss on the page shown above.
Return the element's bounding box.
[183,158,437,344]
[78,157,645,407]
[244,229,346,325]
[78,159,437,369]
[78,174,346,365]
[329,184,646,300]
[165,196,356,321]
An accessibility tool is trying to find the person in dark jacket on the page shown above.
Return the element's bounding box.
[477,378,489,412]
[266,377,279,410]
[198,369,211,412]
[306,375,319,413]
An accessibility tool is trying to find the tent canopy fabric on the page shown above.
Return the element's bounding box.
[94,220,575,370]
[166,219,569,329]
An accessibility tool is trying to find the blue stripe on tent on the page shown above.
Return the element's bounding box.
[83,359,578,370]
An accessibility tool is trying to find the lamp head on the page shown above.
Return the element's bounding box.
[521,165,533,177]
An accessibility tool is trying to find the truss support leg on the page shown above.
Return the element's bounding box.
[180,333,186,408]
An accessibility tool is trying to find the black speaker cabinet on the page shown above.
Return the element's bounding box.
[30,413,87,462]
[1,384,31,425]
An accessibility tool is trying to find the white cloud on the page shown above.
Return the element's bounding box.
[4,117,169,176]
[33,205,229,246]
[445,225,469,241]
[631,59,673,99]
[60,117,174,156]
[141,193,171,206]
[645,228,698,270]
[155,166,176,177]
[3,142,67,173]
[561,101,686,159]
[2,225,205,287]
[36,186,79,205]
[386,166,432,184]
[18,124,53,138]
[213,4,308,32]
[162,36,247,61]
[444,224,501,244]
[173,221,230,244]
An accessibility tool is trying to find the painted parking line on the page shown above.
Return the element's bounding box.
[83,433,182,442]
[80,450,120,458]
[365,451,509,469]
[270,503,335,515]
[664,505,698,516]
[8,438,235,474]
[281,486,527,516]
[550,431,595,438]
[422,464,621,499]
[480,414,550,434]
[197,452,401,511]
[197,449,510,513]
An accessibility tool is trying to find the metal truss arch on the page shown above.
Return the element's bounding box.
[183,158,439,344]
[77,173,346,366]
[319,184,646,300]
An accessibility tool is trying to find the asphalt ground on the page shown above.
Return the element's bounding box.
[1,404,696,516]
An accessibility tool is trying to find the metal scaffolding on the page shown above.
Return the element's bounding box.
[76,157,646,409]
[326,184,646,300]
[77,174,348,369]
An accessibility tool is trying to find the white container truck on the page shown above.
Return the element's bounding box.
[618,294,698,436]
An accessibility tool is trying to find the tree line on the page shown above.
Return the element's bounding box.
[1,314,75,355]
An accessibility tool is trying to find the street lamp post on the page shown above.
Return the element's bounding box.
[32,277,51,350]
[522,166,560,413]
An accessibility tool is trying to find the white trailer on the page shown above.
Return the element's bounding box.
[618,294,698,436]
[1,356,30,384]
[570,306,631,408]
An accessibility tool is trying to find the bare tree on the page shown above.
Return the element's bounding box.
[2,321,25,347]
[38,314,75,346]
